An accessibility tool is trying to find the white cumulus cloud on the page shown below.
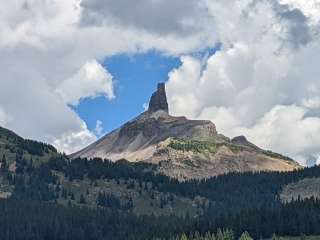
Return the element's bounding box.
[57,59,115,106]
[166,0,320,165]
[94,120,104,137]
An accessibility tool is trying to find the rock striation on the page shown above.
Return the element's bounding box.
[71,83,301,180]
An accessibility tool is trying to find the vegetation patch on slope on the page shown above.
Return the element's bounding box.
[262,150,295,162]
[168,138,297,165]
[168,138,245,155]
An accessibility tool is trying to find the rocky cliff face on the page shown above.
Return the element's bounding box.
[148,83,169,113]
[71,83,301,180]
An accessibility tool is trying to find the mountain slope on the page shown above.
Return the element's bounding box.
[155,138,300,180]
[0,126,203,216]
[280,177,320,203]
[0,126,60,198]
[72,83,301,179]
[0,126,59,167]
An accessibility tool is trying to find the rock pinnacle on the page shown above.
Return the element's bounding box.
[148,83,169,113]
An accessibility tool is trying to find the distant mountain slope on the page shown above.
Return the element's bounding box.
[155,137,300,180]
[0,126,59,168]
[72,83,301,180]
[0,126,202,217]
[280,177,320,202]
[0,126,60,199]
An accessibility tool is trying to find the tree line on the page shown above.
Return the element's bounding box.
[0,197,319,240]
[2,155,320,239]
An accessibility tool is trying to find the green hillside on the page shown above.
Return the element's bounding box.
[0,126,203,217]
[0,126,60,167]
[168,138,295,162]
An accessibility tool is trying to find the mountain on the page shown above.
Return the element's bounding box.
[0,126,59,167]
[0,126,60,198]
[0,125,201,217]
[0,123,320,239]
[72,83,300,180]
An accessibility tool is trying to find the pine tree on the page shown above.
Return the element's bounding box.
[300,234,306,240]
[70,192,75,201]
[1,154,7,171]
[79,194,86,204]
[239,232,253,240]
[180,234,188,240]
[271,233,278,240]
[216,229,224,240]
[209,232,216,240]
[224,229,234,240]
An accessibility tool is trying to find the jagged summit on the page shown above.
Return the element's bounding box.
[71,83,300,180]
[231,136,259,148]
[148,83,169,114]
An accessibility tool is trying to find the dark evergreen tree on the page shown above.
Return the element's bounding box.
[79,194,86,204]
[1,154,7,171]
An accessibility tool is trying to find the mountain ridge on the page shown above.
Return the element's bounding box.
[72,83,301,179]
[0,126,59,167]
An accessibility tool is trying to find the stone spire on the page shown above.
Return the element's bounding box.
[148,83,169,113]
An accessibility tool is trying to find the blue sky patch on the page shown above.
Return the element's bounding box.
[73,51,181,135]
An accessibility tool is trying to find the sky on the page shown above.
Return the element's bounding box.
[74,51,181,135]
[0,0,320,166]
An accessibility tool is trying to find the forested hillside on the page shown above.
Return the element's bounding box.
[0,197,320,240]
[1,153,320,239]
[1,126,320,239]
[0,126,59,166]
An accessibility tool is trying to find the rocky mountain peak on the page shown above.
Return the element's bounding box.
[231,136,260,149]
[71,83,300,180]
[148,83,169,114]
[231,136,250,145]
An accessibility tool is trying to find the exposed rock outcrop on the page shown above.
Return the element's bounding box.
[148,83,169,113]
[231,136,259,149]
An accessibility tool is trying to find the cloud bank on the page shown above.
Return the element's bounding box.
[57,59,115,106]
[166,0,320,165]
